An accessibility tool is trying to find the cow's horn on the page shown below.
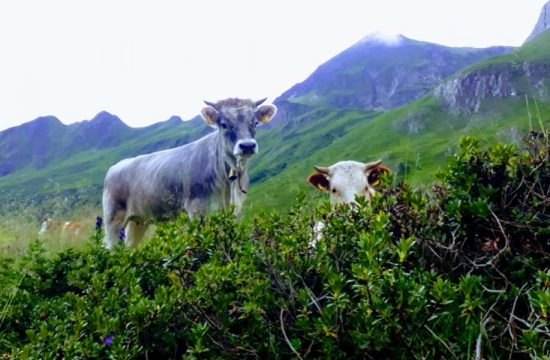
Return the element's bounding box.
[314,166,329,174]
[255,98,267,107]
[364,160,382,170]
[204,100,219,110]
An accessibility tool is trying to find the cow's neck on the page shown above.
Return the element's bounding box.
[213,133,249,193]
[226,157,249,194]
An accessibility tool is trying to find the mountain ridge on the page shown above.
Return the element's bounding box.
[0,111,192,178]
[525,0,550,43]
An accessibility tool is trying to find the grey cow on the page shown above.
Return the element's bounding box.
[102,98,277,249]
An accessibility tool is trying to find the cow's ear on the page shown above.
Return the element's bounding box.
[255,104,277,124]
[307,172,330,192]
[201,106,219,126]
[365,161,391,187]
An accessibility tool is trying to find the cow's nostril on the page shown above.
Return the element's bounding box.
[239,141,257,153]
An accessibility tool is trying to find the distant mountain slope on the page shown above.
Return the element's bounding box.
[0,112,135,177]
[271,34,511,126]
[525,0,550,43]
[0,116,65,175]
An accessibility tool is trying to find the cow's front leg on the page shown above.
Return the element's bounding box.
[104,218,124,250]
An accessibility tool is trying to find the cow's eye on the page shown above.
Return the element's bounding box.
[220,122,228,130]
[331,188,337,194]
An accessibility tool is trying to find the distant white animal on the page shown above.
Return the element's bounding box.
[307,160,391,244]
[102,98,277,249]
[38,218,63,236]
[62,221,85,239]
[38,218,87,239]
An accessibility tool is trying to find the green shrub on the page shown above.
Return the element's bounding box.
[0,132,549,359]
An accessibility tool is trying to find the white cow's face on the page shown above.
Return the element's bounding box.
[307,160,390,205]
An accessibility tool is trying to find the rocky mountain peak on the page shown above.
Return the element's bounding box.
[524,1,550,44]
[22,115,63,131]
[88,111,124,125]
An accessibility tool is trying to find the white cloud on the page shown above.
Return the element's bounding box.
[359,31,404,46]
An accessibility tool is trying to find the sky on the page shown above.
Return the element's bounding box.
[0,0,547,131]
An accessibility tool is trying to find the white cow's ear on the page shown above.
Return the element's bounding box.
[307,171,330,192]
[201,106,219,126]
[255,104,277,124]
[365,161,391,187]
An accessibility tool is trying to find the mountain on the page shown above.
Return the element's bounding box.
[0,112,133,177]
[271,34,511,126]
[525,0,550,43]
[0,116,64,175]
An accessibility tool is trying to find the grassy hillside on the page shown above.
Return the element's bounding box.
[466,29,550,72]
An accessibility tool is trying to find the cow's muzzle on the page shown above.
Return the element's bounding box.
[235,139,258,157]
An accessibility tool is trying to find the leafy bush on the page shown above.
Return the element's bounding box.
[0,133,549,359]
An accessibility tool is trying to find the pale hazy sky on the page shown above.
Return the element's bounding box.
[0,0,547,130]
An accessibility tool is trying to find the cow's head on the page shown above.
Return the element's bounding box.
[307,160,391,205]
[200,98,277,161]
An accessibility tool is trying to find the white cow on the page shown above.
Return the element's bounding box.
[307,160,390,204]
[38,218,64,237]
[307,160,391,244]
[38,218,87,240]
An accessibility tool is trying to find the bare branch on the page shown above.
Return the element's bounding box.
[424,325,457,359]
[475,316,492,360]
[280,308,303,360]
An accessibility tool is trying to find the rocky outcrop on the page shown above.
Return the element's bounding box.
[434,63,550,113]
[525,1,550,44]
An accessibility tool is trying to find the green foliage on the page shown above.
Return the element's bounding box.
[1,134,549,359]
